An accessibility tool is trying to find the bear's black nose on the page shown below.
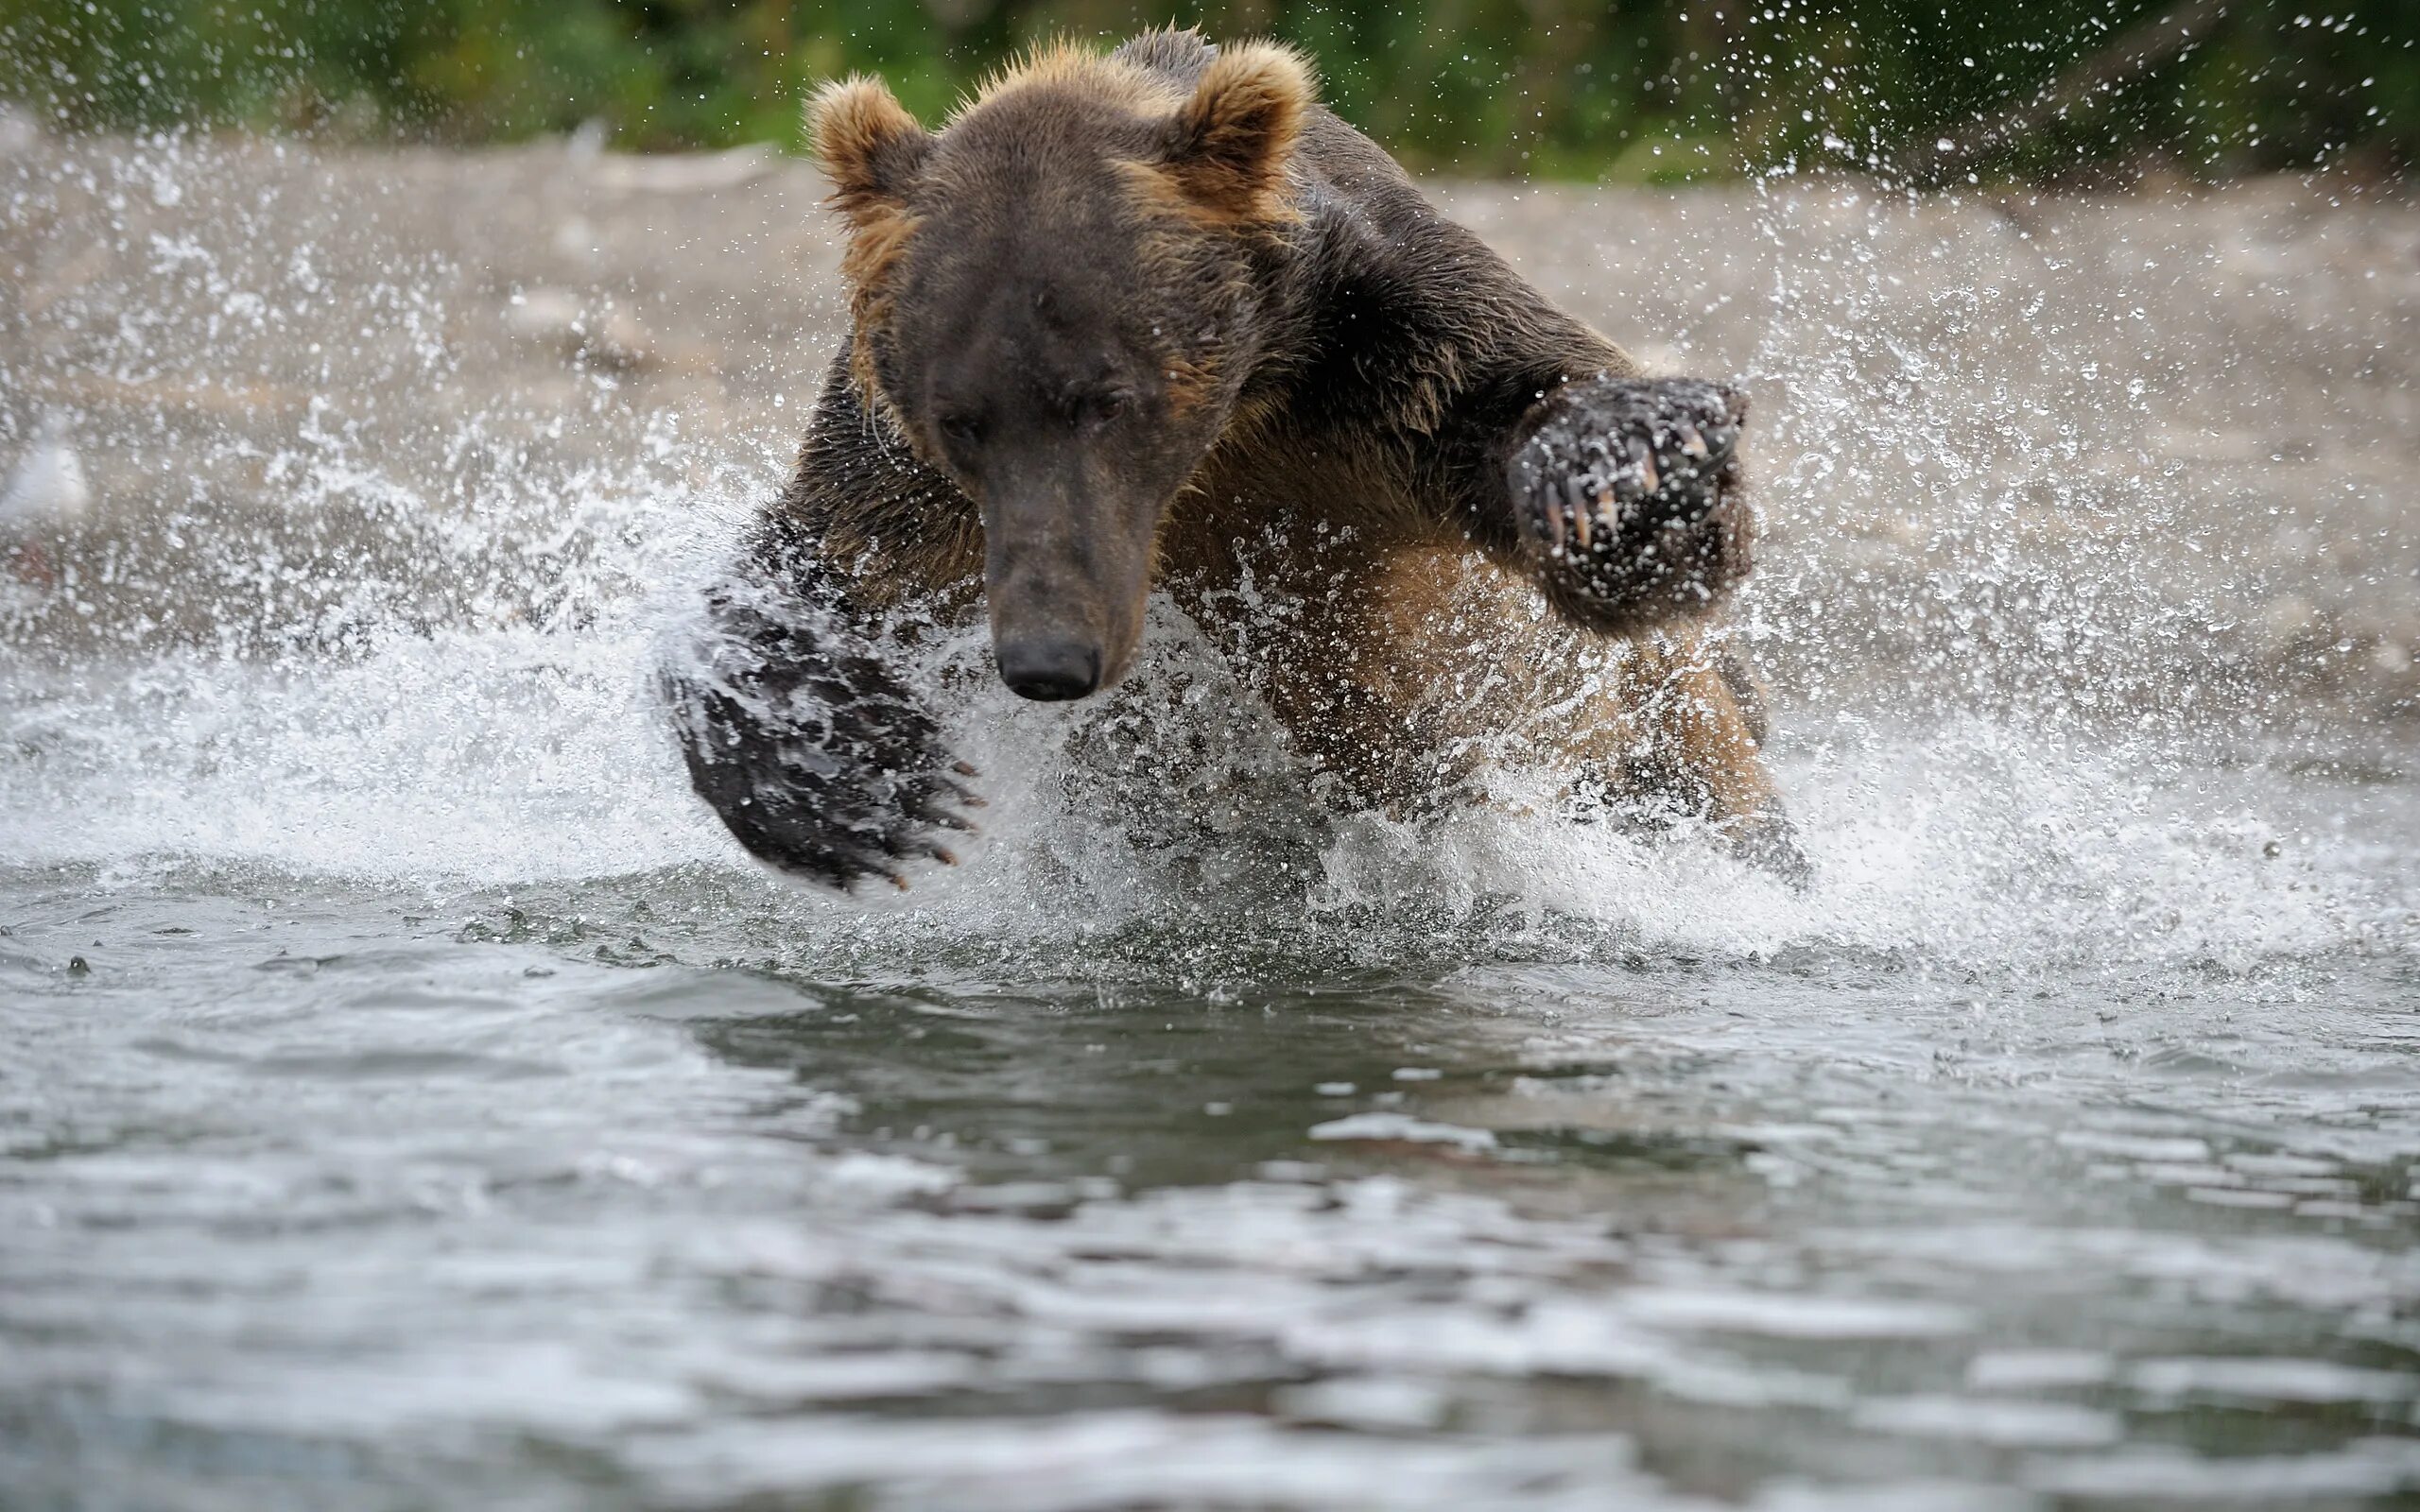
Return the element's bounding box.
[995,636,1102,701]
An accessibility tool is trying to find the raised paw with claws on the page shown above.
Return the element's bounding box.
[666,563,984,892]
[1507,375,1753,639]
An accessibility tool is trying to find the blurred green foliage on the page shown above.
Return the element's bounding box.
[0,0,2411,182]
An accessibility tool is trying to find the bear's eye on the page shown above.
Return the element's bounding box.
[937,412,984,450]
[1074,390,1130,430]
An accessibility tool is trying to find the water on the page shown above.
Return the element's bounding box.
[3,132,2418,1510]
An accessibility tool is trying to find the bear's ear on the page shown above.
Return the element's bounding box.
[806,76,932,224]
[1157,41,1314,222]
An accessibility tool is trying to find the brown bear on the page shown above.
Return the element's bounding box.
[666,29,1799,888]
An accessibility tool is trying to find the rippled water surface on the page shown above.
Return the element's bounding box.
[3,135,2418,1509]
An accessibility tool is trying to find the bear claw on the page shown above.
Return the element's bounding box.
[666,570,983,892]
[1509,375,1752,638]
[1724,812,1814,889]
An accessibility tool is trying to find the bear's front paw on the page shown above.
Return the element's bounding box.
[1722,810,1814,890]
[1509,376,1752,638]
[666,600,982,891]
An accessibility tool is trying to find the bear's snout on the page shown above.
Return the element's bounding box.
[994,635,1103,701]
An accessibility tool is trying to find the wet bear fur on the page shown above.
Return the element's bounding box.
[667,29,1797,887]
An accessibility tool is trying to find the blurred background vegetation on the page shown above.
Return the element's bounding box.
[0,0,2411,183]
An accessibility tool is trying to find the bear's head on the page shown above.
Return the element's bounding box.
[808,38,1313,700]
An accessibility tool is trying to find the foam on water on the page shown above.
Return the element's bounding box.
[5,563,2411,977]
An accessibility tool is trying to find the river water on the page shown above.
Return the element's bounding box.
[2,134,2417,1510]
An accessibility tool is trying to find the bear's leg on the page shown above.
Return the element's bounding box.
[1471,373,1804,878]
[1219,535,1806,879]
[1611,636,1808,883]
[1220,541,1794,868]
[1232,541,1527,813]
[663,513,981,891]
[1502,377,1753,642]
[665,350,991,889]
